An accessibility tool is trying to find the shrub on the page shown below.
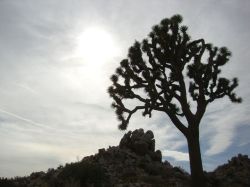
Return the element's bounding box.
[59,161,108,186]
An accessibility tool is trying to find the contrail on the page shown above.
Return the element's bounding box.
[0,107,48,129]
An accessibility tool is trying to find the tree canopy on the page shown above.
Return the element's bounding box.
[108,14,241,134]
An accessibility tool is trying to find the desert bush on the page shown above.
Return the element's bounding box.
[59,161,108,187]
[0,178,17,187]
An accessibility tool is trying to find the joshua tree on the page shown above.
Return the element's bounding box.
[108,15,241,187]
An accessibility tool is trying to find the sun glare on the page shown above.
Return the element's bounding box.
[75,27,119,66]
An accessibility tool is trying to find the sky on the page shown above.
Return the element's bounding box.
[0,0,250,177]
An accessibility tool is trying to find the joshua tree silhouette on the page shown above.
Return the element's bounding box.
[108,14,241,187]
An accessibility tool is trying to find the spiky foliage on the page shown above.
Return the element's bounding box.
[108,14,241,134]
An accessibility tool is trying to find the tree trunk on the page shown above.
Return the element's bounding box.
[186,127,206,187]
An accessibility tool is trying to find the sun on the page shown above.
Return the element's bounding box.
[74,27,119,66]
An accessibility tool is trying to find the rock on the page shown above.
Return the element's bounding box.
[163,160,173,168]
[144,162,163,175]
[119,131,132,148]
[208,154,250,187]
[133,140,149,155]
[98,148,105,154]
[145,130,154,140]
[3,128,249,187]
[119,129,157,157]
[148,138,155,152]
[150,150,162,162]
[131,128,144,142]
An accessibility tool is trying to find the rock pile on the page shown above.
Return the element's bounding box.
[3,129,190,187]
[1,129,250,187]
[119,129,162,162]
[206,154,250,187]
[92,129,189,186]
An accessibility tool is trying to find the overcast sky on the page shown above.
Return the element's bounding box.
[0,0,250,177]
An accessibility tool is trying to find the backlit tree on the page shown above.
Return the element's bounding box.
[108,15,241,187]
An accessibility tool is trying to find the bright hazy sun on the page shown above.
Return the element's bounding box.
[75,27,119,66]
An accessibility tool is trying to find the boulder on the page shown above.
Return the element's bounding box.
[118,128,164,165]
[119,129,156,157]
[131,128,144,142]
[133,140,149,155]
[119,131,132,148]
[150,150,162,162]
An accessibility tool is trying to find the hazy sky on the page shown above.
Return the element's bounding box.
[0,0,250,177]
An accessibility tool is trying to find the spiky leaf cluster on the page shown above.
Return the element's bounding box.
[108,14,241,132]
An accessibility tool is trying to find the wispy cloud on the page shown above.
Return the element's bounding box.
[162,150,189,161]
[0,107,48,129]
[202,100,250,156]
[15,83,38,95]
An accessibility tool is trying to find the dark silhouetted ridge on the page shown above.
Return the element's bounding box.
[0,129,249,187]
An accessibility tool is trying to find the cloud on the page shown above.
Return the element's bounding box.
[162,150,189,161]
[202,99,250,156]
[0,107,49,129]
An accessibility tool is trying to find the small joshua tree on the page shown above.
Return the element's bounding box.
[108,15,241,187]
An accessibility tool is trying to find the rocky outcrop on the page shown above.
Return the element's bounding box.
[206,154,250,187]
[1,129,190,187]
[1,129,249,187]
[89,129,189,186]
[119,129,161,161]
